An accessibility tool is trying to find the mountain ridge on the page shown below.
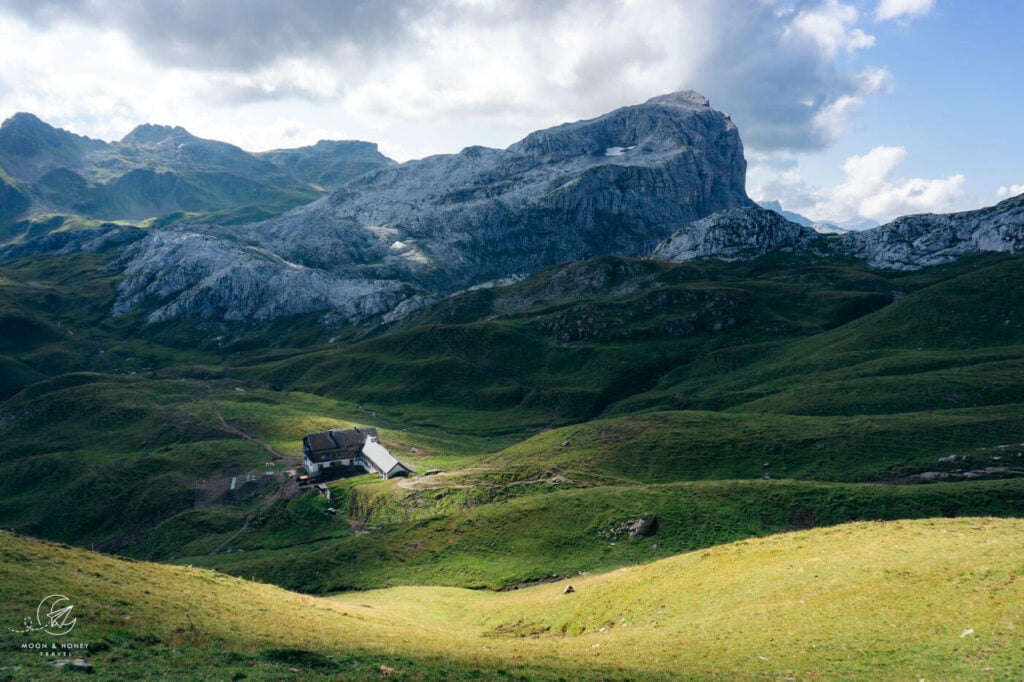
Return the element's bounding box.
[0,112,394,238]
[111,90,753,325]
[4,95,1022,332]
[655,195,1024,269]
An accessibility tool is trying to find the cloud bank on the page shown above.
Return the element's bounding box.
[0,0,894,154]
[996,184,1024,200]
[750,145,966,226]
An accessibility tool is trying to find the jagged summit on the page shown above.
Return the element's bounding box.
[509,89,734,165]
[644,90,711,108]
[2,112,48,129]
[121,123,197,146]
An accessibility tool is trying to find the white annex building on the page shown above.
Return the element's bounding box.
[301,426,412,479]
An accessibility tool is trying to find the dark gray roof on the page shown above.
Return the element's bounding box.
[303,427,380,462]
[304,431,336,453]
[329,427,378,448]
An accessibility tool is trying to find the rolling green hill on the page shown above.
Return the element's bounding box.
[2,518,1022,680]
[0,113,394,241]
[0,248,1022,601]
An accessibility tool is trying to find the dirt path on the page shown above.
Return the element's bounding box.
[206,403,300,555]
[208,476,299,555]
[210,405,288,462]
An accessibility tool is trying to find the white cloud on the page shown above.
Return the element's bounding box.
[810,67,891,145]
[791,0,875,58]
[830,145,965,223]
[754,146,966,226]
[875,0,935,22]
[996,184,1024,199]
[0,0,895,156]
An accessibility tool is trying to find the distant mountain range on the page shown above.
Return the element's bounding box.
[0,112,392,240]
[756,199,860,234]
[2,94,1022,332]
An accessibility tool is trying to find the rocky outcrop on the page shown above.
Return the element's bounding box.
[653,206,832,263]
[111,229,416,323]
[112,91,752,325]
[0,223,143,260]
[654,194,1024,269]
[842,194,1024,269]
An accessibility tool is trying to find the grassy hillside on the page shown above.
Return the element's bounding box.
[1,249,1023,616]
[2,518,1022,680]
[181,477,1024,593]
[238,254,948,432]
[0,375,489,552]
[483,407,1024,483]
[620,256,1024,416]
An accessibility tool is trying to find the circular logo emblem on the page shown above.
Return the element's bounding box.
[36,594,77,636]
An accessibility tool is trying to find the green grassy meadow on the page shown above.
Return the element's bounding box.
[1,249,1023,677]
[2,518,1022,680]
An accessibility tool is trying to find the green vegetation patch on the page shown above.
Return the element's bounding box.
[2,519,1023,680]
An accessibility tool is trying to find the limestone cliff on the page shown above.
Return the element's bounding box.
[113,91,752,324]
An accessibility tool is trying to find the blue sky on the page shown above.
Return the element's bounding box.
[0,0,1020,227]
[764,0,1024,225]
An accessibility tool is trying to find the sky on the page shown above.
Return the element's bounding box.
[0,0,1021,228]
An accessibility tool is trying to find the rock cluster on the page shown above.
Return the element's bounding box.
[653,194,1024,270]
[844,195,1024,269]
[653,205,830,262]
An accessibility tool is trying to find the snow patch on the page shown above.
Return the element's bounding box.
[604,145,636,157]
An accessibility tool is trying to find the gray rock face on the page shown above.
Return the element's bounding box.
[653,206,831,263]
[654,195,1024,269]
[257,140,394,189]
[842,195,1024,269]
[0,224,143,260]
[113,91,752,324]
[112,229,415,323]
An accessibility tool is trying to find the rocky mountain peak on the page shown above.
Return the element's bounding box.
[120,123,197,147]
[643,90,712,109]
[508,89,736,165]
[112,90,754,325]
[0,113,95,159]
[2,112,48,131]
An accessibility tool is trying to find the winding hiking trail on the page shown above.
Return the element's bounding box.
[207,404,300,555]
[211,405,288,462]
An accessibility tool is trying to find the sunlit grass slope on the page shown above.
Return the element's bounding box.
[182,477,1024,593]
[2,518,1022,680]
[485,407,1024,483]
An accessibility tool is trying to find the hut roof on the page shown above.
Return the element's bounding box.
[329,427,378,448]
